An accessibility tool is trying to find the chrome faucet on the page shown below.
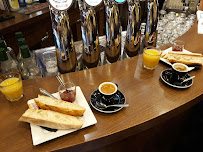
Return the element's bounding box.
[104,0,122,63]
[125,0,141,57]
[144,0,159,47]
[78,0,100,69]
[49,7,77,73]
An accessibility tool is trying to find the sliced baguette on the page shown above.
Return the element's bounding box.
[34,95,85,116]
[19,109,83,130]
[167,53,203,66]
[167,51,203,56]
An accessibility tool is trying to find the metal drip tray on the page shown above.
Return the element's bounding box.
[34,31,128,77]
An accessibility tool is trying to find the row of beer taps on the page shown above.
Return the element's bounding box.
[49,0,159,73]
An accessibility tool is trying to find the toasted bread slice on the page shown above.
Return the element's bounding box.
[19,109,83,130]
[167,53,203,66]
[34,95,85,116]
[167,51,203,56]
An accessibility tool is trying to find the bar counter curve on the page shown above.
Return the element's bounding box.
[1,16,203,152]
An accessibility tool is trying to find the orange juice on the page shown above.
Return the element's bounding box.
[0,77,23,101]
[143,49,161,70]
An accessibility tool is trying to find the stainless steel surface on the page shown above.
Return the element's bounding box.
[56,75,66,88]
[104,0,122,63]
[39,88,58,99]
[49,7,77,74]
[145,0,158,47]
[78,0,100,69]
[182,75,195,83]
[125,0,141,57]
[96,102,129,109]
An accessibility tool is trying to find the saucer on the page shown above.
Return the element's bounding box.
[160,69,193,89]
[90,89,126,113]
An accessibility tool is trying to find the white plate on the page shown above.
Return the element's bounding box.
[27,86,97,146]
[160,47,195,71]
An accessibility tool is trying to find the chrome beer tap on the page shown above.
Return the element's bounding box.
[125,0,141,57]
[144,0,158,47]
[49,0,77,74]
[104,0,122,63]
[78,0,100,69]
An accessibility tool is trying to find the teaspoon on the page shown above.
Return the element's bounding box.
[182,76,195,83]
[39,88,57,99]
[96,102,129,109]
[56,75,66,88]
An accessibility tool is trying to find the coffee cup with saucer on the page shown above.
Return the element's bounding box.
[98,82,118,104]
[170,63,189,82]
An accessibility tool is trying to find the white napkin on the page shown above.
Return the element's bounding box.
[197,10,203,34]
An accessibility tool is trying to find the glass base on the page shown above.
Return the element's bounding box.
[144,65,156,70]
[6,94,23,102]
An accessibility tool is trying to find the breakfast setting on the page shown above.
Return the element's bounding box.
[1,0,203,151]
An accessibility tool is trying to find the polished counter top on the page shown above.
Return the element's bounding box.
[0,18,203,151]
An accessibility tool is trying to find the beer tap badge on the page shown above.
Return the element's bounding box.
[84,0,102,6]
[114,0,126,4]
[49,0,73,10]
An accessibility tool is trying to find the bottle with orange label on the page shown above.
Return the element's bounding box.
[8,0,20,11]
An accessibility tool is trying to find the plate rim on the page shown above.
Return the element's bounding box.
[160,69,193,89]
[89,89,126,114]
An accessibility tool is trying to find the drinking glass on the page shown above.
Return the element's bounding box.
[42,51,58,76]
[0,72,23,102]
[172,40,185,51]
[143,46,161,70]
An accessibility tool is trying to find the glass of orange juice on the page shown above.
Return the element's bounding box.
[0,72,23,102]
[143,46,161,70]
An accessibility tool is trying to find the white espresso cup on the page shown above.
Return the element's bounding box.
[98,82,118,96]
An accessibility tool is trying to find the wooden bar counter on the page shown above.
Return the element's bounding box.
[1,3,203,151]
[1,20,203,151]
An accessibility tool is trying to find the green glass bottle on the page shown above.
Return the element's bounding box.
[0,48,18,74]
[19,45,42,79]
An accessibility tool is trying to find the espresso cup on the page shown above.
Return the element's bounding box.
[98,82,118,104]
[172,63,189,75]
[98,82,118,96]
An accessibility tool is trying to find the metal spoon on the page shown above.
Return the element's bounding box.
[96,102,129,109]
[39,88,58,99]
[56,75,66,88]
[182,76,195,83]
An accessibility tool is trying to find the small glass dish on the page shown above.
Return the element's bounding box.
[58,82,76,102]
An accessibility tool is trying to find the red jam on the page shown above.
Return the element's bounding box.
[60,89,76,102]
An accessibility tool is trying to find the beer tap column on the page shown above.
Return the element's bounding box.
[78,0,101,69]
[48,0,77,74]
[104,0,122,63]
[125,0,141,57]
[144,0,159,47]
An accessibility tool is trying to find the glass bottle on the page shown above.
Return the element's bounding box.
[0,48,19,74]
[0,39,17,60]
[17,38,27,61]
[19,45,41,79]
